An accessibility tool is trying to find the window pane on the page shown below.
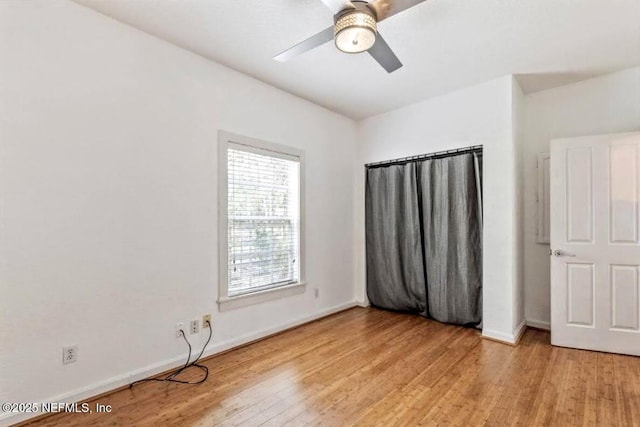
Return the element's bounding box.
[227,148,300,296]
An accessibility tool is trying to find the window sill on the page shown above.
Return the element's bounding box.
[217,282,307,312]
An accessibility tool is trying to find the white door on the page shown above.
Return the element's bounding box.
[551,132,640,356]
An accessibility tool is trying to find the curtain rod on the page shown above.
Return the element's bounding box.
[365,145,483,169]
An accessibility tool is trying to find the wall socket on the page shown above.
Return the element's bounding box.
[202,314,211,329]
[62,345,78,365]
[190,319,200,334]
[314,288,320,298]
[175,322,185,338]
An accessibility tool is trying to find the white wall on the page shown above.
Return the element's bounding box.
[355,76,525,343]
[522,66,640,328]
[0,1,357,423]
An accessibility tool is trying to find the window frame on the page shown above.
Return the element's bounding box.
[217,131,306,311]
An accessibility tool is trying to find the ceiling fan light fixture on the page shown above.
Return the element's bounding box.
[334,10,377,54]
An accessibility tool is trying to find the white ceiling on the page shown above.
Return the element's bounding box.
[74,0,640,119]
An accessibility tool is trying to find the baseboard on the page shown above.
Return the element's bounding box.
[482,318,527,346]
[512,318,527,345]
[482,329,518,345]
[526,318,551,331]
[3,300,360,427]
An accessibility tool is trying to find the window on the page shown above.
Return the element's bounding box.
[218,131,305,310]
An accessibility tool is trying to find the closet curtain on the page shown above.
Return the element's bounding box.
[365,152,483,326]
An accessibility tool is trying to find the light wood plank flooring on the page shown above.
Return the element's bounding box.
[25,307,640,426]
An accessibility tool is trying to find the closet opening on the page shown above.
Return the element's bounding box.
[365,145,483,327]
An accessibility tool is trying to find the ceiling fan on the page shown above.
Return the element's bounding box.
[274,0,428,73]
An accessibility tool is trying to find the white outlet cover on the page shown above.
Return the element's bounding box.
[190,320,199,334]
[175,322,185,338]
[62,345,78,365]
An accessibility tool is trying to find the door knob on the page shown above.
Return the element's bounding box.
[553,249,576,257]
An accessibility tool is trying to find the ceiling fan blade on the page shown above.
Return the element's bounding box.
[368,0,428,21]
[368,32,402,73]
[318,0,356,15]
[274,27,334,62]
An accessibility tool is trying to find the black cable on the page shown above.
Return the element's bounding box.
[130,320,213,388]
[188,320,212,367]
[165,331,193,380]
[166,320,212,381]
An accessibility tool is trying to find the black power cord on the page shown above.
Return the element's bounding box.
[130,320,213,388]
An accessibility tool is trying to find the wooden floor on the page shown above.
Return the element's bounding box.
[26,307,640,426]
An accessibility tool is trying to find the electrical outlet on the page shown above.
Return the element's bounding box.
[175,322,185,338]
[314,288,320,298]
[62,345,78,365]
[190,319,199,335]
[202,314,211,329]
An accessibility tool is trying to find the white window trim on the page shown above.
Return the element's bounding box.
[217,130,306,312]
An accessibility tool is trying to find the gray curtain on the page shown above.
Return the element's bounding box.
[366,152,482,326]
[365,163,428,316]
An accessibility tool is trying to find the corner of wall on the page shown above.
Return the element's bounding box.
[511,76,527,335]
[353,123,368,306]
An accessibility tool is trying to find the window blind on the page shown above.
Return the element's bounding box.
[227,147,300,296]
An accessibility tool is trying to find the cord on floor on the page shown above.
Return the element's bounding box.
[129,320,212,387]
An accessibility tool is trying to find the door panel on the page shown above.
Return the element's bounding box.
[566,263,595,326]
[610,143,638,244]
[551,132,640,356]
[610,265,639,331]
[566,147,594,243]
